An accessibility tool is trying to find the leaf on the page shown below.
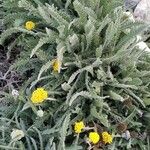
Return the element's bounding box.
[96,45,103,58]
[85,19,95,50]
[59,114,71,150]
[0,27,36,44]
[68,91,92,106]
[32,127,43,150]
[67,58,102,85]
[30,37,50,58]
[65,145,83,150]
[30,137,38,150]
[73,0,87,23]
[21,102,31,111]
[38,5,52,24]
[18,0,37,15]
[46,3,69,26]
[143,98,150,106]
[46,28,58,38]
[125,89,145,108]
[97,14,111,34]
[103,21,116,47]
[42,128,59,135]
[91,106,109,127]
[65,0,72,9]
[61,82,71,91]
[116,24,148,50]
[128,78,143,86]
[45,137,56,150]
[109,90,124,102]
[37,60,52,80]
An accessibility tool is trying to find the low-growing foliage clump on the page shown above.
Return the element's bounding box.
[0,0,150,149]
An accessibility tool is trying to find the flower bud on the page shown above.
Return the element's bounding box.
[122,130,131,140]
[37,109,44,117]
[11,129,24,141]
[12,89,19,98]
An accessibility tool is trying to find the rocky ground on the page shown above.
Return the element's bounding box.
[0,38,22,107]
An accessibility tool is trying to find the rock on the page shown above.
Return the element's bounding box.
[134,0,150,23]
[125,0,141,10]
[125,0,150,23]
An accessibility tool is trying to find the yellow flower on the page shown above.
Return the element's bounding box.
[25,21,35,30]
[31,88,48,104]
[74,121,85,134]
[89,132,100,144]
[52,59,61,72]
[102,132,113,144]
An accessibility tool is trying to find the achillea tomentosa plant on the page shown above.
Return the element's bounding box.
[0,0,150,149]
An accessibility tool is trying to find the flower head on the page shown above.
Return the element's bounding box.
[31,88,48,104]
[89,132,100,144]
[11,129,25,141]
[37,109,44,117]
[122,12,135,22]
[25,21,35,30]
[74,121,85,134]
[102,131,113,144]
[52,59,61,73]
[12,89,19,98]
[122,130,131,140]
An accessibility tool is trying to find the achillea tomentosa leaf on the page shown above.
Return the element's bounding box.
[143,97,150,106]
[84,19,96,50]
[68,90,108,106]
[45,137,56,150]
[59,114,71,150]
[109,90,124,102]
[97,14,111,34]
[37,60,50,78]
[45,3,69,26]
[73,0,87,23]
[116,24,149,50]
[18,0,38,15]
[125,89,145,107]
[30,37,53,58]
[68,91,92,106]
[67,58,102,85]
[91,106,109,127]
[38,5,53,24]
[0,27,38,44]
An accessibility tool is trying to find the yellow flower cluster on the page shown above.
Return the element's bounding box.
[52,59,61,72]
[102,131,113,144]
[31,88,48,104]
[74,121,113,145]
[89,132,100,144]
[74,121,85,134]
[25,21,35,30]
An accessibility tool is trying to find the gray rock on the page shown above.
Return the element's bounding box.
[134,0,150,23]
[125,0,141,10]
[125,0,150,23]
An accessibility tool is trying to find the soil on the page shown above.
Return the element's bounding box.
[0,38,22,93]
